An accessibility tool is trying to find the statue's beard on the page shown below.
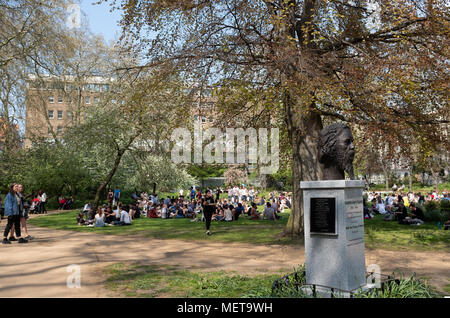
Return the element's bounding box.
[336,149,355,179]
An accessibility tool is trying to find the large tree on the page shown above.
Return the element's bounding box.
[64,70,191,216]
[107,0,449,237]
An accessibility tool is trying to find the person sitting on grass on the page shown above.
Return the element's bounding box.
[221,202,232,222]
[77,211,86,225]
[185,204,195,219]
[63,196,74,210]
[212,207,224,221]
[263,202,276,220]
[395,201,409,224]
[148,204,159,218]
[409,203,425,225]
[375,196,386,214]
[233,202,245,221]
[104,206,116,224]
[94,208,105,227]
[175,205,185,218]
[115,207,132,226]
[249,203,260,220]
[161,204,169,219]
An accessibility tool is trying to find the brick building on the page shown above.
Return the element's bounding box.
[25,74,114,148]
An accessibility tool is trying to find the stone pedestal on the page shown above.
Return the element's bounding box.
[300,180,366,292]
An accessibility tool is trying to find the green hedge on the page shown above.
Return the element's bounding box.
[419,200,450,223]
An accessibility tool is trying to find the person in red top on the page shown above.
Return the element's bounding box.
[58,196,66,210]
[148,204,159,218]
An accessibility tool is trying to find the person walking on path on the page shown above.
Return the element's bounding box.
[17,184,33,240]
[2,184,28,244]
[39,190,47,214]
[202,190,216,236]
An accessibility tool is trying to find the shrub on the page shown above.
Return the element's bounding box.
[422,201,450,223]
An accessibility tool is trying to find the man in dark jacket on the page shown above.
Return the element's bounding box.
[409,203,425,225]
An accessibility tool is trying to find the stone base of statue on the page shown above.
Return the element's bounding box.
[300,180,366,292]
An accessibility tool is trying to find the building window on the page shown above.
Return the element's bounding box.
[94,97,100,104]
[56,126,63,135]
[58,96,63,103]
[201,116,206,123]
[85,96,90,104]
[57,110,63,119]
[48,110,54,119]
[48,96,54,103]
[209,117,214,123]
[102,84,109,91]
[194,115,198,121]
[67,111,73,119]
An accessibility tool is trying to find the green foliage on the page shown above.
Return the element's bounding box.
[421,201,450,223]
[266,169,292,191]
[105,263,285,298]
[187,164,226,180]
[0,141,95,201]
[356,275,439,298]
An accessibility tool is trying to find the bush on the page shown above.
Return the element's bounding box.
[422,201,449,223]
[267,266,439,298]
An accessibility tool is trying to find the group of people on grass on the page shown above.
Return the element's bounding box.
[76,185,293,235]
[363,190,450,228]
[77,201,133,227]
[1,183,34,244]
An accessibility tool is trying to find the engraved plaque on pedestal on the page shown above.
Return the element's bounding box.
[310,198,336,235]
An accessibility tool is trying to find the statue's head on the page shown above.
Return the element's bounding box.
[318,122,355,179]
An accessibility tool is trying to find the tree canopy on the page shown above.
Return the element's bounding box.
[106,0,449,236]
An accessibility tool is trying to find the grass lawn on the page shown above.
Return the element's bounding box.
[104,262,441,298]
[104,262,286,298]
[364,215,450,251]
[28,209,297,245]
[28,210,450,251]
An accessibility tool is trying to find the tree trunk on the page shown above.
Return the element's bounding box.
[285,103,323,238]
[89,149,125,219]
[430,167,439,194]
[381,164,389,191]
[408,167,413,192]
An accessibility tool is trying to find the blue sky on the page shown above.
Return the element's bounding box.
[80,0,123,43]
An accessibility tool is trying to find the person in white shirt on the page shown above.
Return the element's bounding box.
[39,191,47,213]
[249,188,255,202]
[94,208,105,227]
[161,204,169,219]
[242,187,249,202]
[376,199,386,214]
[119,209,132,225]
[224,203,233,222]
[83,202,91,216]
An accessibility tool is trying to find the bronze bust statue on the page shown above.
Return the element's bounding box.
[318,122,355,180]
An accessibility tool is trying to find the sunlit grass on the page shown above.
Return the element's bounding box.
[29,210,450,250]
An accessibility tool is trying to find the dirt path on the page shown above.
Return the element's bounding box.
[0,214,448,297]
